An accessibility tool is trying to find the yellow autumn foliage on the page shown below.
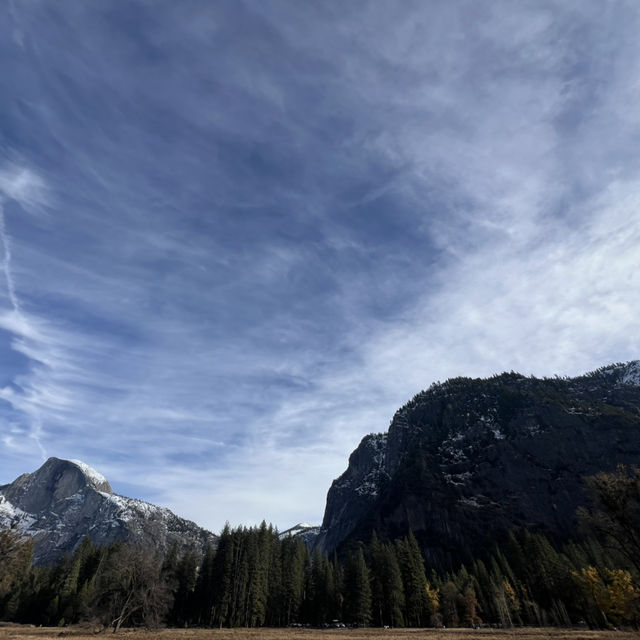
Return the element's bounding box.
[573,565,638,625]
[425,582,440,614]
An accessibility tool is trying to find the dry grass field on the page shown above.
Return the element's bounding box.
[0,625,638,640]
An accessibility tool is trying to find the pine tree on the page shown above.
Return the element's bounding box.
[211,524,235,627]
[247,522,271,627]
[331,552,345,622]
[265,526,283,626]
[440,580,459,627]
[343,547,372,626]
[471,559,494,622]
[229,527,250,626]
[309,546,330,624]
[192,546,216,626]
[59,540,91,623]
[369,533,405,627]
[280,537,307,625]
[172,551,198,626]
[395,532,428,626]
[0,528,33,621]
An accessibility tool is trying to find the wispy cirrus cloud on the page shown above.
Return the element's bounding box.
[0,163,51,459]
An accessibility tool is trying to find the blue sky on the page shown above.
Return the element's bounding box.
[1,1,639,533]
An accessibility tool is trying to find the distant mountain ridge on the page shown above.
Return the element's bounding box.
[3,361,640,569]
[0,457,217,565]
[316,361,640,568]
[279,522,321,546]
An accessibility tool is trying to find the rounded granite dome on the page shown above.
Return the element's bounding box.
[1,457,113,514]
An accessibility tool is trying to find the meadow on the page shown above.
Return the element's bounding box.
[0,626,638,640]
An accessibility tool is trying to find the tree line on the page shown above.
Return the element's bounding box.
[1,465,639,630]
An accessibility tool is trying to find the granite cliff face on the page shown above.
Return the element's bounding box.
[316,361,640,568]
[0,457,217,565]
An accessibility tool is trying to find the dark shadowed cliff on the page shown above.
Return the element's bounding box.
[316,361,640,569]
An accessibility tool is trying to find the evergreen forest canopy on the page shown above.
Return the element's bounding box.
[1,465,640,631]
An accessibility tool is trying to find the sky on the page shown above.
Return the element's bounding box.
[1,1,639,534]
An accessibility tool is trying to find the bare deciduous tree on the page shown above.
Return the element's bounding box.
[93,543,171,632]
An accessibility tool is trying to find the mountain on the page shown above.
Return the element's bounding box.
[279,522,321,547]
[0,457,217,565]
[315,361,640,569]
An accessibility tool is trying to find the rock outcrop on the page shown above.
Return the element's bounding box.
[0,457,217,565]
[316,361,640,569]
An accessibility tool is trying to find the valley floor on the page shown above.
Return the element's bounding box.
[0,626,638,640]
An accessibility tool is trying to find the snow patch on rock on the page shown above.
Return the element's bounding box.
[279,522,320,541]
[0,494,36,532]
[69,460,112,492]
[621,361,640,386]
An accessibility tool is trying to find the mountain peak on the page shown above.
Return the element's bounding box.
[38,457,114,495]
[279,522,320,547]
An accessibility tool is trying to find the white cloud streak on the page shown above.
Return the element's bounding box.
[0,164,51,461]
